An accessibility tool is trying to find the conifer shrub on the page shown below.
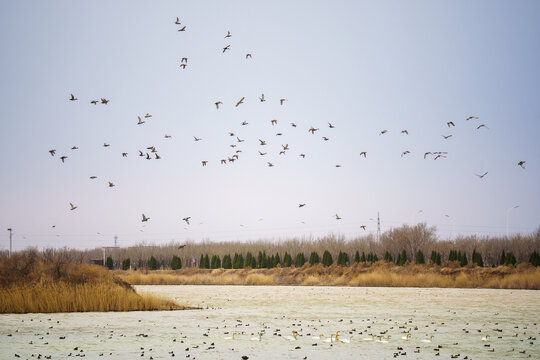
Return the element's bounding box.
[171,255,182,270]
[105,256,114,270]
[499,250,506,266]
[383,251,393,263]
[360,251,366,262]
[204,254,210,269]
[222,254,232,269]
[283,252,292,267]
[472,249,484,267]
[122,258,131,270]
[322,250,333,267]
[415,250,425,264]
[245,252,254,268]
[396,250,407,266]
[274,252,281,267]
[460,252,468,267]
[354,250,361,263]
[294,252,305,267]
[505,252,517,266]
[148,256,157,270]
[309,251,320,265]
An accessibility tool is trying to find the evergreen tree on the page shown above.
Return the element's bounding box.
[122,258,131,270]
[204,254,210,269]
[341,251,349,265]
[322,250,333,266]
[295,252,305,267]
[245,252,253,268]
[449,250,457,262]
[257,251,264,268]
[384,251,393,263]
[460,252,468,267]
[249,256,257,268]
[199,254,205,268]
[472,249,484,267]
[148,256,157,270]
[238,253,244,268]
[505,252,517,266]
[222,254,232,269]
[415,250,425,264]
[396,252,402,266]
[435,253,441,266]
[529,251,540,267]
[171,255,182,270]
[372,253,378,262]
[274,252,281,267]
[267,255,275,269]
[397,250,407,266]
[283,252,292,267]
[105,256,114,270]
[499,250,506,266]
[309,251,320,265]
[360,251,366,262]
[354,250,361,263]
[430,250,437,264]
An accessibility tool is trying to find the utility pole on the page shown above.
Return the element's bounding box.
[7,228,12,257]
[377,212,381,242]
[114,235,118,247]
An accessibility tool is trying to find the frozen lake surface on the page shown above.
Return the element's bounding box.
[1,285,539,359]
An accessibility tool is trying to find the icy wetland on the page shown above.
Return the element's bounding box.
[1,286,539,359]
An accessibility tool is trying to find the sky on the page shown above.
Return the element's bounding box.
[0,1,539,251]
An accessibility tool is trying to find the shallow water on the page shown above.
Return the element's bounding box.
[1,286,538,359]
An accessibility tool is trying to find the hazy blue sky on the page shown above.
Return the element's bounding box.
[1,1,539,251]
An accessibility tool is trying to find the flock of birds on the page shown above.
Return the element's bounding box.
[46,17,528,234]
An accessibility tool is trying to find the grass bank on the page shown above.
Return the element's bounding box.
[116,262,540,289]
[0,254,188,313]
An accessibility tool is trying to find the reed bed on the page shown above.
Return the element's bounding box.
[116,263,540,289]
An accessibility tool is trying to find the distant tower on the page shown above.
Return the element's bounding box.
[114,235,118,247]
[377,212,381,242]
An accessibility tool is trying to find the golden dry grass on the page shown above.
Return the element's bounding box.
[116,263,540,289]
[0,254,188,313]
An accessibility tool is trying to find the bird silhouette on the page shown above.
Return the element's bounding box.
[237,137,244,143]
[49,150,56,156]
[359,152,367,158]
[223,45,230,53]
[193,136,202,141]
[299,203,306,208]
[142,214,149,222]
[90,100,98,105]
[442,135,452,139]
[241,121,248,126]
[309,127,319,134]
[69,93,77,101]
[299,154,306,158]
[236,97,245,107]
[282,144,289,150]
[103,143,110,147]
[379,130,388,135]
[155,153,160,159]
[258,151,267,155]
[291,122,297,127]
[178,26,186,32]
[175,17,181,25]
[259,139,267,145]
[424,152,432,159]
[328,122,335,128]
[182,217,191,225]
[138,150,144,157]
[60,156,67,163]
[276,132,282,136]
[100,98,109,104]
[69,203,77,211]
[466,116,479,121]
[360,225,367,230]
[215,101,222,109]
[401,150,410,157]
[267,162,274,167]
[322,136,329,141]
[280,98,287,105]
[89,176,97,179]
[180,63,186,69]
[335,214,342,220]
[137,116,145,125]
[447,121,455,127]
[476,172,488,179]
[246,53,252,59]
[224,31,231,38]
[71,146,78,150]
[144,113,152,118]
[122,153,128,157]
[401,130,409,135]
[181,57,188,63]
[108,181,115,187]
[164,135,172,138]
[518,161,526,169]
[259,93,265,102]
[201,161,208,166]
[477,124,489,130]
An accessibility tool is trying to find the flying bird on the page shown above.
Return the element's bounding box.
[139,150,144,157]
[182,217,191,225]
[359,152,367,158]
[164,135,172,138]
[175,17,181,25]
[282,144,289,150]
[259,93,265,102]
[518,161,526,169]
[100,98,109,104]
[49,150,56,156]
[180,63,186,69]
[335,214,342,220]
[308,127,319,134]
[299,203,306,208]
[181,57,188,63]
[271,119,277,126]
[201,161,207,166]
[241,121,248,126]
[193,136,202,141]
[401,130,409,135]
[215,101,223,109]
[447,121,455,127]
[477,124,489,130]
[401,150,410,157]
[235,97,245,107]
[259,139,266,145]
[108,181,115,187]
[280,98,287,105]
[442,135,452,139]
[267,162,274,167]
[69,203,77,211]
[144,113,152,118]
[258,151,267,156]
[299,154,306,158]
[142,214,149,222]
[424,152,432,159]
[290,123,297,127]
[223,45,230,53]
[328,122,335,128]
[276,132,282,136]
[224,31,231,38]
[90,100,98,105]
[379,130,388,135]
[103,143,110,147]
[246,53,252,59]
[322,136,329,141]
[137,116,145,125]
[122,153,128,157]
[89,176,97,179]
[60,156,67,163]
[466,116,479,121]
[178,26,186,32]
[360,225,367,230]
[475,172,488,179]
[69,93,77,101]
[71,146,78,150]
[237,137,244,143]
[155,153,160,159]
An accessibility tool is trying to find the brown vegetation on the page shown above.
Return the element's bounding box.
[116,262,540,289]
[0,250,187,313]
